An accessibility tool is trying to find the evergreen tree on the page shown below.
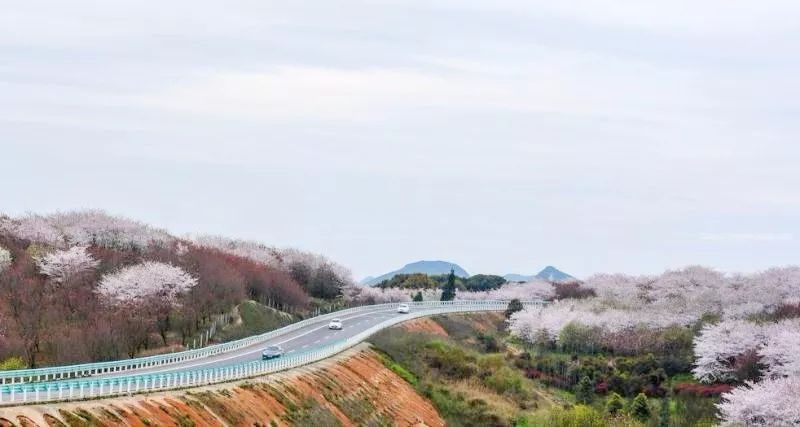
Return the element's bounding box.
[630,393,651,422]
[505,298,524,318]
[606,392,624,415]
[413,291,423,302]
[659,399,670,427]
[440,268,456,301]
[575,375,594,404]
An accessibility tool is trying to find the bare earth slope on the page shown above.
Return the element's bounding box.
[0,344,443,427]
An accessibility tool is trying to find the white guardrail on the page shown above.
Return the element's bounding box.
[0,302,409,385]
[0,300,545,405]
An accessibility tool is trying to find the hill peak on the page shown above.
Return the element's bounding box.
[535,266,574,282]
[361,260,468,286]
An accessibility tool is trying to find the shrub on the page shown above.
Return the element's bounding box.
[559,322,603,354]
[629,393,651,421]
[476,332,504,353]
[504,299,524,319]
[575,376,594,404]
[484,366,526,396]
[424,340,478,379]
[672,382,733,397]
[0,356,26,370]
[538,405,605,427]
[606,392,624,415]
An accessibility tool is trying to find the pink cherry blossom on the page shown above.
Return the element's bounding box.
[35,246,99,283]
[96,261,197,303]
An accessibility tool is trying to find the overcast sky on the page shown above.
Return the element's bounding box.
[2,1,800,280]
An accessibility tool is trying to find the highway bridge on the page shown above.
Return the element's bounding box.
[0,300,545,405]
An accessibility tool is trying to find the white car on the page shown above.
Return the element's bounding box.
[397,303,410,314]
[261,345,284,360]
[328,319,343,330]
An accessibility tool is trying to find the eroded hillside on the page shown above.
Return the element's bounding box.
[0,344,443,427]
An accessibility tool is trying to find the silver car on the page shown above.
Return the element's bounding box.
[262,345,284,360]
[328,319,343,330]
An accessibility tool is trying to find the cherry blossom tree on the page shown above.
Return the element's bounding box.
[717,377,800,426]
[759,320,800,379]
[343,284,411,303]
[1,210,173,249]
[0,246,10,272]
[35,246,99,283]
[96,261,197,303]
[456,279,554,301]
[692,319,769,383]
[97,262,198,348]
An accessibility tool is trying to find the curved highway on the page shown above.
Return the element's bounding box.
[94,305,408,379]
[0,300,546,405]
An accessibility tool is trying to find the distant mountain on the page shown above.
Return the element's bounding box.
[361,260,469,286]
[535,266,574,282]
[503,273,534,282]
[503,266,575,283]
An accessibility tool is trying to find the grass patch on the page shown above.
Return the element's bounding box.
[193,391,244,426]
[375,351,418,385]
[285,397,342,427]
[217,300,295,341]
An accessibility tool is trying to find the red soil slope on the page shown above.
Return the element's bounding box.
[0,345,443,427]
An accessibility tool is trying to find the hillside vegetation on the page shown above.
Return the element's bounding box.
[0,210,352,368]
[371,312,718,426]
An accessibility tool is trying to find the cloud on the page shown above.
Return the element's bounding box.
[439,0,800,37]
[137,48,711,125]
[699,233,794,242]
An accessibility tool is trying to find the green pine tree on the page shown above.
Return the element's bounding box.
[575,375,594,404]
[413,291,423,302]
[659,399,670,427]
[606,392,624,415]
[440,268,456,301]
[504,298,524,318]
[630,393,651,422]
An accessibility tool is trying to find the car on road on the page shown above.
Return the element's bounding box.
[397,303,410,314]
[261,345,284,360]
[328,319,343,330]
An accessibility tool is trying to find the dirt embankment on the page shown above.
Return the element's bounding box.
[0,344,443,427]
[398,318,448,337]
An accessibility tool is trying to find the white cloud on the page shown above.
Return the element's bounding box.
[2,0,800,279]
[442,0,800,37]
[700,233,794,242]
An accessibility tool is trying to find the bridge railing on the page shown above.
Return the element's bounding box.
[0,300,545,405]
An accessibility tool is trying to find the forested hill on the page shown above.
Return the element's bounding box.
[0,210,353,368]
[361,260,468,285]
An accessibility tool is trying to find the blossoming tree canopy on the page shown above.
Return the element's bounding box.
[35,246,99,283]
[0,210,173,249]
[0,246,10,272]
[692,319,769,383]
[97,261,197,303]
[717,377,800,426]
